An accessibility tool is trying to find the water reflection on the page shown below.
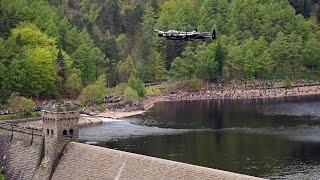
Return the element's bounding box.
[80,97,320,179]
[79,118,210,142]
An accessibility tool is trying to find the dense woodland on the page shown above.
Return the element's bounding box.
[0,0,320,106]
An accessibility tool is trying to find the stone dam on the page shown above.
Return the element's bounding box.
[0,101,260,180]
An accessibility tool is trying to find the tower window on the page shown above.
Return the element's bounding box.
[51,129,54,136]
[63,130,67,136]
[69,129,74,136]
[47,129,49,135]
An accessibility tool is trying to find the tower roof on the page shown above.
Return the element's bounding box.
[42,100,80,113]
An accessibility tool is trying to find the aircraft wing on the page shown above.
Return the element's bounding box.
[154,29,165,37]
[154,29,164,34]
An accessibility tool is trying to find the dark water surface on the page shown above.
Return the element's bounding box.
[80,97,320,179]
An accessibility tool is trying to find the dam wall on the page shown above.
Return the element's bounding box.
[0,129,261,180]
[51,142,261,180]
[0,127,43,180]
[0,99,262,180]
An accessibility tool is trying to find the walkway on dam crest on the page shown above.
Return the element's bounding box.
[0,121,42,136]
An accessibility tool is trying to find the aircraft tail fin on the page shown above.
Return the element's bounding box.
[212,30,216,40]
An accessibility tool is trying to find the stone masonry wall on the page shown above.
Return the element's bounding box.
[52,142,262,180]
[0,130,10,160]
[0,130,262,180]
[0,128,43,180]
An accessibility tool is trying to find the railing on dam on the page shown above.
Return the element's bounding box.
[0,121,43,136]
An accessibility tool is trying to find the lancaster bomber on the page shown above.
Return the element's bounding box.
[154,29,216,41]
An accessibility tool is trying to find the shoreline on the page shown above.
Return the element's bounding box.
[7,85,320,128]
[97,110,146,119]
[97,84,320,119]
[78,116,104,128]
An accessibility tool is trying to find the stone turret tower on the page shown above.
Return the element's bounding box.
[33,100,80,180]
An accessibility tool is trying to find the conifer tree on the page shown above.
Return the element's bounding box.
[56,49,66,90]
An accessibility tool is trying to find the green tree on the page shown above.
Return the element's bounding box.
[302,35,320,76]
[78,74,107,105]
[73,43,94,84]
[26,47,58,96]
[80,0,102,24]
[64,27,82,54]
[269,32,304,78]
[170,46,197,79]
[0,62,10,104]
[91,47,107,80]
[7,94,35,117]
[95,0,122,35]
[123,86,139,105]
[56,49,66,90]
[7,23,59,97]
[200,0,229,34]
[122,2,144,37]
[116,34,130,59]
[228,37,272,79]
[136,7,158,82]
[151,51,167,81]
[157,0,200,30]
[0,0,62,38]
[101,32,120,86]
[171,43,220,81]
[127,76,146,97]
[215,41,226,79]
[10,22,56,47]
[117,55,137,83]
[66,68,83,94]
[196,43,218,81]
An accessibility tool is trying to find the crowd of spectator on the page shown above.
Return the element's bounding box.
[0,121,42,132]
[169,81,320,101]
[0,106,42,116]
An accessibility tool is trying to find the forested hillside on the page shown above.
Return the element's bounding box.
[0,0,319,105]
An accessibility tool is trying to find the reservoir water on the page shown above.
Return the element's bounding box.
[80,96,320,179]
